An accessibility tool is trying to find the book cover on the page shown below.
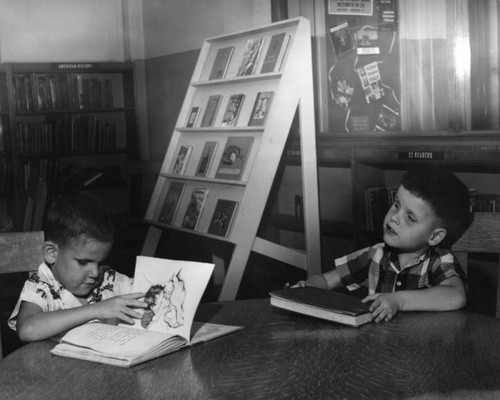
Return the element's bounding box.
[51,256,243,367]
[375,104,400,131]
[181,188,209,230]
[275,34,291,72]
[158,182,186,224]
[215,136,254,180]
[260,32,286,73]
[328,22,355,58]
[221,94,245,127]
[365,186,390,233]
[170,145,193,175]
[208,46,234,80]
[236,37,265,76]
[332,76,354,110]
[248,91,274,126]
[355,27,381,56]
[269,287,371,327]
[377,0,398,31]
[200,95,222,127]
[195,141,219,177]
[186,106,201,128]
[208,199,239,237]
[356,62,384,103]
[387,186,398,206]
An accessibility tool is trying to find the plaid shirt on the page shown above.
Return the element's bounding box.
[335,243,465,295]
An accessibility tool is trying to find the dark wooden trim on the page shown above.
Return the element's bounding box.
[271,0,288,22]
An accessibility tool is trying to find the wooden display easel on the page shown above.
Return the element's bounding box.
[141,17,321,301]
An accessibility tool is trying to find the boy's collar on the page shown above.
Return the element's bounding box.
[384,244,433,269]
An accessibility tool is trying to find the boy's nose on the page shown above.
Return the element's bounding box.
[88,263,100,278]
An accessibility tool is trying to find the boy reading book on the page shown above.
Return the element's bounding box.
[9,191,146,342]
[293,166,472,323]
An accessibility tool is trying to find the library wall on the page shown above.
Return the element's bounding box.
[145,50,199,160]
[141,0,273,160]
[0,0,125,62]
[142,0,272,58]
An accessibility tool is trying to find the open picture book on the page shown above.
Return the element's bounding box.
[51,256,243,367]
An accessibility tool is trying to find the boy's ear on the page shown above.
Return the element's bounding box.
[43,241,58,264]
[429,228,447,247]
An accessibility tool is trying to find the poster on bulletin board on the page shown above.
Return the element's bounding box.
[324,0,401,133]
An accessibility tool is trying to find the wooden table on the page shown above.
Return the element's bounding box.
[2,298,500,400]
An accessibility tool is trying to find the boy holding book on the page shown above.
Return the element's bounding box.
[293,166,472,323]
[9,191,146,342]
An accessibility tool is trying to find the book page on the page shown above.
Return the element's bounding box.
[190,322,243,345]
[130,256,215,343]
[58,323,175,358]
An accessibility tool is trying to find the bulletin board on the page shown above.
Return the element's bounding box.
[324,0,401,133]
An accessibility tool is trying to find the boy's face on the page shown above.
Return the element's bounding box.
[383,185,444,254]
[47,235,112,298]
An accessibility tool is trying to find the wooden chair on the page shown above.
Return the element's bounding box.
[452,212,500,318]
[0,231,44,358]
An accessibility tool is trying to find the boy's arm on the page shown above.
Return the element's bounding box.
[16,293,146,342]
[363,276,466,322]
[394,276,466,312]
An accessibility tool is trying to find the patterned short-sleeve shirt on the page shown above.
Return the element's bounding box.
[9,262,133,331]
[335,243,465,295]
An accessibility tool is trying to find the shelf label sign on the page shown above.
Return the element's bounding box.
[328,0,373,16]
[398,151,445,161]
[53,63,98,70]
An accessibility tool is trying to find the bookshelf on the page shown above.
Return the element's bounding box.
[142,17,321,300]
[0,66,11,231]
[3,62,138,230]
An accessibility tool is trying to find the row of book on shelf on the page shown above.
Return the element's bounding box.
[158,136,255,238]
[0,157,11,192]
[15,115,117,154]
[364,185,500,232]
[186,90,273,129]
[13,73,114,113]
[22,159,124,192]
[469,189,500,213]
[170,136,254,181]
[208,31,291,80]
[159,183,238,238]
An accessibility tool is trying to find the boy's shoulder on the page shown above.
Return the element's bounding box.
[27,262,57,287]
[94,267,133,298]
[428,246,456,262]
[336,242,385,266]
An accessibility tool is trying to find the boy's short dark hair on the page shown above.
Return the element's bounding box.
[401,166,472,248]
[44,191,114,246]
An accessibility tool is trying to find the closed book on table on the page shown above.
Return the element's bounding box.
[269,287,371,327]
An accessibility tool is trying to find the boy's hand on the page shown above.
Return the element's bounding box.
[287,280,306,289]
[287,274,329,290]
[92,292,147,325]
[362,293,402,323]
